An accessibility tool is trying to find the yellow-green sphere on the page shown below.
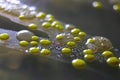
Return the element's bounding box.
[72,59,86,69]
[31,36,39,41]
[56,34,64,40]
[19,40,29,47]
[55,25,64,31]
[62,48,72,56]
[29,47,40,55]
[92,1,103,9]
[30,41,38,46]
[42,22,51,29]
[113,4,120,12]
[73,37,81,42]
[40,39,51,46]
[78,32,87,38]
[71,28,80,35]
[0,33,10,40]
[51,21,61,28]
[67,41,76,48]
[83,49,94,55]
[106,57,119,67]
[84,54,96,62]
[86,38,95,44]
[102,51,114,59]
[28,23,38,30]
[40,49,51,56]
[19,15,26,20]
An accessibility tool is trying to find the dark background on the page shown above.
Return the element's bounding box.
[0,0,120,80]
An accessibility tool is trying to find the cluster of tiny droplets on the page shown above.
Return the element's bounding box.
[0,0,120,69]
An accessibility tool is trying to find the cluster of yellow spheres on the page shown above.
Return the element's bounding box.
[16,7,120,70]
[18,35,52,56]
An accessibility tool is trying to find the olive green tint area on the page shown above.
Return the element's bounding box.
[0,0,120,80]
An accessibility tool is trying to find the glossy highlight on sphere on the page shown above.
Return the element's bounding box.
[72,59,86,69]
[36,12,46,19]
[113,4,120,12]
[86,38,95,44]
[56,34,63,40]
[42,22,51,29]
[83,49,94,55]
[71,28,80,35]
[19,15,26,20]
[106,57,119,67]
[28,23,38,30]
[40,39,51,46]
[73,37,81,42]
[62,48,72,56]
[84,54,95,62]
[92,1,103,9]
[29,47,40,55]
[102,51,114,58]
[31,36,39,41]
[40,49,51,56]
[30,41,38,46]
[67,41,76,48]
[78,32,87,38]
[19,40,29,47]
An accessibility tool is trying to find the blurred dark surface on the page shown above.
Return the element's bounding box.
[0,0,120,80]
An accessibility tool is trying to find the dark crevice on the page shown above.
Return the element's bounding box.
[0,15,49,38]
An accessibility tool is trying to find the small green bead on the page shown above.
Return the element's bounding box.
[102,51,114,59]
[28,23,38,30]
[51,21,61,28]
[67,41,76,48]
[56,34,64,40]
[40,39,51,46]
[31,36,39,41]
[19,15,26,20]
[62,48,72,56]
[78,32,87,38]
[71,28,80,35]
[72,59,86,69]
[19,40,29,47]
[29,47,40,55]
[92,1,103,9]
[73,37,81,42]
[106,57,119,67]
[42,22,51,29]
[30,41,38,46]
[83,49,94,55]
[0,33,10,40]
[36,12,46,19]
[84,54,96,62]
[40,49,51,56]
[55,25,64,31]
[86,38,95,44]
